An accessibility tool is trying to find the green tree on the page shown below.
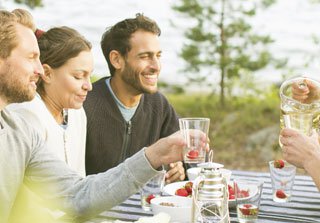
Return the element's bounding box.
[0,0,42,9]
[14,0,42,8]
[304,0,320,68]
[172,0,286,106]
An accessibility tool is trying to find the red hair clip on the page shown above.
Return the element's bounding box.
[35,28,45,39]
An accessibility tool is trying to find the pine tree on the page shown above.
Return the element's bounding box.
[173,0,286,106]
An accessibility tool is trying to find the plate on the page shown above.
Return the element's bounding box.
[163,181,191,197]
[228,181,258,207]
[162,181,258,208]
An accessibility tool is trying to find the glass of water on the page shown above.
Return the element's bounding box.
[179,117,210,164]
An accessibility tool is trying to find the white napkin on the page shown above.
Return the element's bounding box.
[101,212,171,223]
[135,212,171,223]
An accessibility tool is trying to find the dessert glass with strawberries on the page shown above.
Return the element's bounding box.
[234,179,263,223]
[140,170,166,211]
[179,118,210,164]
[269,159,296,203]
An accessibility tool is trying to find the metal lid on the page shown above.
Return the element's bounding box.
[202,177,224,186]
[198,190,224,200]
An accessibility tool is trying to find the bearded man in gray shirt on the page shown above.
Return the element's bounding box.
[0,9,197,222]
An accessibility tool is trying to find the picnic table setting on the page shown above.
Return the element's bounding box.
[87,163,320,223]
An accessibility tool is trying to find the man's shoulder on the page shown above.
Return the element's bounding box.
[2,108,27,126]
[85,77,110,107]
[1,108,49,164]
[1,108,37,139]
[91,76,109,92]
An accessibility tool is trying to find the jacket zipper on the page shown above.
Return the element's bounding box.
[120,121,132,162]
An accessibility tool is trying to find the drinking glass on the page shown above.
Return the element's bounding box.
[140,170,166,211]
[269,160,296,203]
[234,179,264,223]
[179,118,210,164]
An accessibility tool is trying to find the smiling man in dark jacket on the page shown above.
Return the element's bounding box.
[84,14,185,183]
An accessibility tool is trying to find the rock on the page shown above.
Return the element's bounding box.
[245,125,279,161]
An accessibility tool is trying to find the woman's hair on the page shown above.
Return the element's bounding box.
[36,26,92,93]
[0,8,35,58]
[37,26,92,68]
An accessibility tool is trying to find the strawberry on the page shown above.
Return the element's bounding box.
[185,181,193,195]
[175,188,189,197]
[145,194,155,204]
[228,184,235,200]
[238,189,249,198]
[240,207,251,215]
[232,183,249,198]
[239,204,258,216]
[276,189,287,199]
[187,150,199,159]
[274,159,285,169]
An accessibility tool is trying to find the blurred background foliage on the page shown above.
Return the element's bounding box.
[77,0,319,172]
[13,0,42,8]
[8,0,319,172]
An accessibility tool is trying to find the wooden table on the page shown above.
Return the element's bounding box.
[87,170,320,223]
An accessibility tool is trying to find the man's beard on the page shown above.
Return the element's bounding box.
[0,63,35,104]
[121,61,158,94]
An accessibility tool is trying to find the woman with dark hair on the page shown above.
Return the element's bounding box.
[9,26,93,176]
[8,26,93,222]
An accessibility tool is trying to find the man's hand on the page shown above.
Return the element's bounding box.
[145,130,207,171]
[165,162,185,184]
[280,128,320,191]
[280,128,319,169]
[291,79,320,104]
[145,131,185,169]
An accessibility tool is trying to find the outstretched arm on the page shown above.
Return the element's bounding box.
[25,131,186,218]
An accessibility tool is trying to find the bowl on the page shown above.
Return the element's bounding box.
[150,196,192,222]
[187,167,232,183]
[162,180,256,208]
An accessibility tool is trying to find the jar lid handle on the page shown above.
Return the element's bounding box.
[208,149,214,162]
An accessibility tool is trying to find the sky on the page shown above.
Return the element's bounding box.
[4,0,320,85]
